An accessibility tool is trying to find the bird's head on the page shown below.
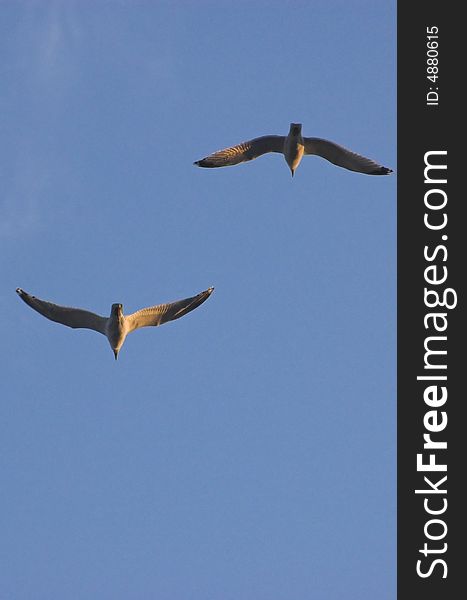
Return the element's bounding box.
[111,303,123,317]
[289,123,302,136]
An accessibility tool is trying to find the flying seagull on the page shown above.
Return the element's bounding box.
[16,286,214,360]
[194,123,392,177]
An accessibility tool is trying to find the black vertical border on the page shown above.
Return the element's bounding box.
[398,3,462,599]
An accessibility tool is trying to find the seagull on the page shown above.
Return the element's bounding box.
[16,286,214,360]
[194,123,393,177]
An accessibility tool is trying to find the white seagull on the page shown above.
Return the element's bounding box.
[194,123,393,177]
[16,286,214,360]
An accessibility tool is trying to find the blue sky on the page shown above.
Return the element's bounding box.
[1,2,396,599]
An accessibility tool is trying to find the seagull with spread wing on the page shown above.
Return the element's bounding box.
[194,123,392,177]
[16,287,214,360]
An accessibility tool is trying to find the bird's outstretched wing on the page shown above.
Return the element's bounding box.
[194,136,285,168]
[126,287,214,333]
[16,288,107,333]
[303,137,393,175]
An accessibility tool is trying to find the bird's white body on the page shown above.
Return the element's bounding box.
[283,123,305,176]
[105,304,127,357]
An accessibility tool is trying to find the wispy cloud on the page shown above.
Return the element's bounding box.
[0,139,49,239]
[1,1,178,240]
[1,2,79,240]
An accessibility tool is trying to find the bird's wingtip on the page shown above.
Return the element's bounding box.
[194,159,211,168]
[372,166,393,175]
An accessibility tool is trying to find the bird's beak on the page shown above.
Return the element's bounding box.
[291,169,295,178]
[113,350,119,361]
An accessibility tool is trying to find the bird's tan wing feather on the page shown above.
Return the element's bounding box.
[194,136,285,168]
[303,137,392,175]
[125,287,214,333]
[16,288,107,334]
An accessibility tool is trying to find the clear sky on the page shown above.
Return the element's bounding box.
[1,2,396,599]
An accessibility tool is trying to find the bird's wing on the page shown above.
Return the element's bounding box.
[303,137,393,175]
[194,135,285,168]
[125,287,214,333]
[16,288,107,334]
